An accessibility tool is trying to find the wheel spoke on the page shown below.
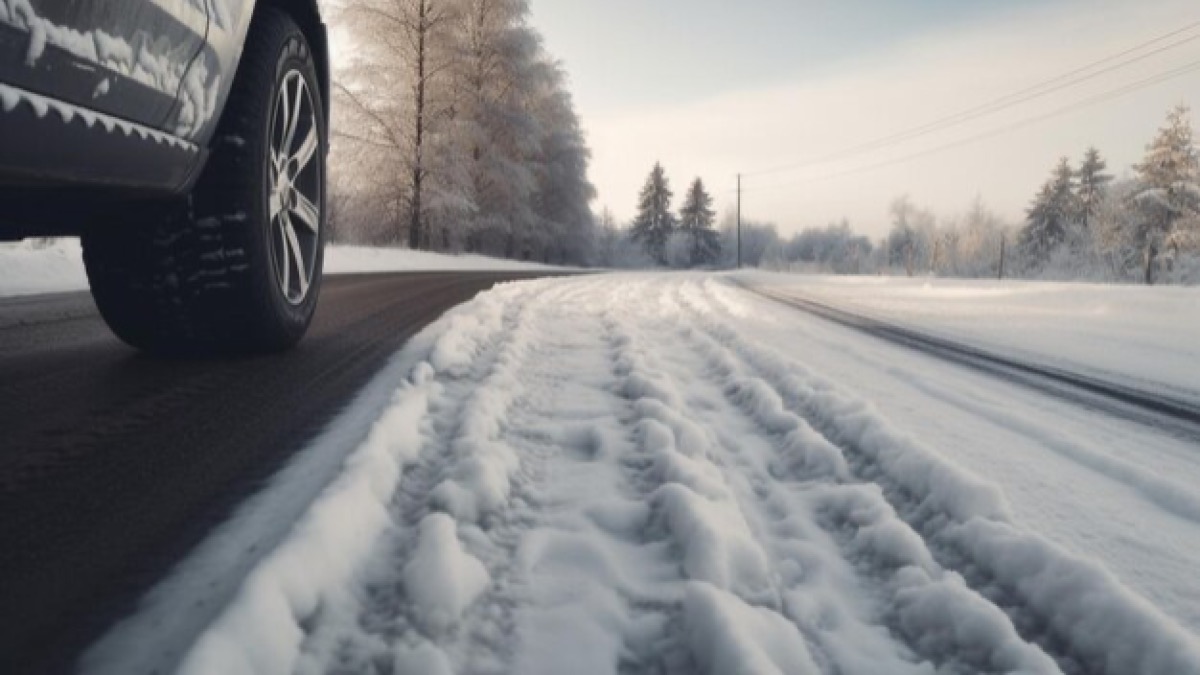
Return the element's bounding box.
[290,191,320,234]
[285,220,310,297]
[275,85,292,158]
[268,70,319,306]
[281,77,305,156]
[278,215,292,298]
[292,125,319,173]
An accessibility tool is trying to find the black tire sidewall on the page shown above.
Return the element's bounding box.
[193,9,327,351]
[81,10,328,356]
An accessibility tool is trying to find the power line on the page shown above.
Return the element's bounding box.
[743,20,1200,179]
[741,57,1200,195]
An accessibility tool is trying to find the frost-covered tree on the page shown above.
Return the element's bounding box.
[631,163,676,265]
[525,59,597,263]
[1019,157,1077,269]
[886,196,936,276]
[718,212,781,268]
[1076,147,1112,231]
[782,220,873,274]
[330,0,595,262]
[1132,104,1200,284]
[448,0,540,256]
[334,0,459,247]
[591,207,620,267]
[678,178,722,267]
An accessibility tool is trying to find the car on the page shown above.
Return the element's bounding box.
[0,0,330,354]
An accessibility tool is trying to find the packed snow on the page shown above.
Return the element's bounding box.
[0,239,570,298]
[82,273,1200,675]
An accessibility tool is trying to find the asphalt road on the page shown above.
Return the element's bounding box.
[743,282,1200,444]
[0,271,552,675]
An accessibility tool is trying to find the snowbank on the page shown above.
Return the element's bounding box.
[325,245,572,274]
[0,239,88,297]
[0,239,569,299]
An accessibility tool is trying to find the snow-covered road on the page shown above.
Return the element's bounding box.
[89,274,1200,675]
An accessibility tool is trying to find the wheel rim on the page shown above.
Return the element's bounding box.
[268,70,321,306]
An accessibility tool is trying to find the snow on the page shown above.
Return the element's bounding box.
[326,245,573,275]
[403,514,491,635]
[737,271,1200,402]
[0,0,188,97]
[0,82,197,149]
[83,273,1200,675]
[0,238,88,297]
[0,239,569,299]
[684,582,821,675]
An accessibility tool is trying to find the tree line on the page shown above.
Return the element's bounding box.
[639,103,1199,285]
[1018,104,1200,284]
[327,0,597,265]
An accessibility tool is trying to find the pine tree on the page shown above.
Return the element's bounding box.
[678,178,722,267]
[1076,147,1112,231]
[631,163,676,265]
[1132,104,1200,284]
[1019,157,1076,268]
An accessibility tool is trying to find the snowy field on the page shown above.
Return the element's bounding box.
[739,272,1200,403]
[85,273,1200,675]
[0,240,567,298]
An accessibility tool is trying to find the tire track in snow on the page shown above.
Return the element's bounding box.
[299,279,579,674]
[596,278,821,674]
[174,280,557,675]
[679,277,1200,675]
[658,280,1060,675]
[732,286,1200,527]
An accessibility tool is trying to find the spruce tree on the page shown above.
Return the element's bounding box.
[1132,104,1200,284]
[1076,147,1112,231]
[1019,157,1076,267]
[631,163,676,265]
[678,178,722,267]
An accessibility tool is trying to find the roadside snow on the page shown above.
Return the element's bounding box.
[0,239,88,297]
[326,245,573,275]
[87,273,1200,675]
[738,271,1200,402]
[0,239,568,298]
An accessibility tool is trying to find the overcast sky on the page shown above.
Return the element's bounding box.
[530,0,1200,237]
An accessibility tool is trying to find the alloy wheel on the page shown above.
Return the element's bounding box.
[267,70,321,306]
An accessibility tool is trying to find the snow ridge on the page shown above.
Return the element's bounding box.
[136,273,1200,675]
[684,276,1200,675]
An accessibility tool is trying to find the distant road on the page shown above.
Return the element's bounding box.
[742,282,1200,443]
[0,271,553,674]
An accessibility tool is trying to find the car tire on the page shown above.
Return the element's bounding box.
[82,8,326,356]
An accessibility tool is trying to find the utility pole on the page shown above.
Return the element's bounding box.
[998,233,1006,280]
[736,173,742,269]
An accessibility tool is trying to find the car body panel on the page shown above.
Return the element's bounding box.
[165,0,252,144]
[176,0,329,147]
[0,0,328,236]
[0,0,210,131]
